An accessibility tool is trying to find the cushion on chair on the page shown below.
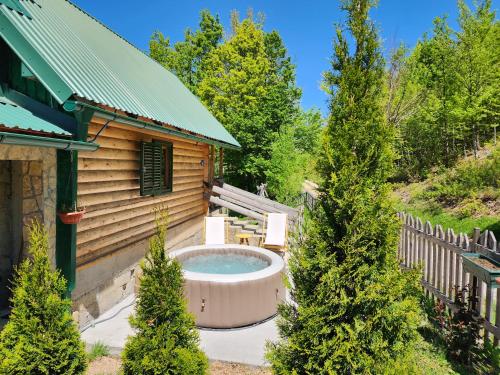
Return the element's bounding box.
[263,213,287,247]
[205,217,226,245]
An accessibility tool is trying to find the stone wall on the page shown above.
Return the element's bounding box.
[0,146,57,266]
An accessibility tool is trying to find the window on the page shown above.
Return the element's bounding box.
[140,140,173,196]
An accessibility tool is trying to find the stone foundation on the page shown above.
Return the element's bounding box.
[73,214,204,328]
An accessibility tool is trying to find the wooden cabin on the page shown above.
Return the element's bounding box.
[0,0,239,326]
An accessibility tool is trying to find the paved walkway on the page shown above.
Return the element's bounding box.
[80,294,279,366]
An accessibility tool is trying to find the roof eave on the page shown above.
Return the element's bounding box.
[64,100,241,150]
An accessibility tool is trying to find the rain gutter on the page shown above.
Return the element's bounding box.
[0,131,99,151]
[63,100,240,150]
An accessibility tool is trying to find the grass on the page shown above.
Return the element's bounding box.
[393,143,499,238]
[395,202,500,238]
[87,341,110,362]
[392,333,458,375]
[388,313,499,374]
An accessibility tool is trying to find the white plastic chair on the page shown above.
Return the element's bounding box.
[261,213,288,252]
[204,217,227,245]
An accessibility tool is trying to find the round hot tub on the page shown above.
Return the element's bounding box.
[170,244,285,328]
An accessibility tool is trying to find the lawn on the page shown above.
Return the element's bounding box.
[395,202,500,239]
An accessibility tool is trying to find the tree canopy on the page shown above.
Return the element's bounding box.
[150,10,310,195]
[391,0,499,180]
[149,10,223,95]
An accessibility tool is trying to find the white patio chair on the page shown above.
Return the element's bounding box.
[260,213,288,253]
[203,216,228,245]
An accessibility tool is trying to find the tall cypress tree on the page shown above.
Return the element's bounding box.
[267,1,421,373]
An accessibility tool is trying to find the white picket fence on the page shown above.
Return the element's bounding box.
[397,212,500,345]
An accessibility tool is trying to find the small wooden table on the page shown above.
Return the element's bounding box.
[235,233,251,246]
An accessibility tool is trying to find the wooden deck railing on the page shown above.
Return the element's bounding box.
[397,212,500,345]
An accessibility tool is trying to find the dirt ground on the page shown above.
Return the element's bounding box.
[86,356,121,375]
[86,356,272,375]
[210,361,272,375]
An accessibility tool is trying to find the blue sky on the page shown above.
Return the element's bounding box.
[73,0,498,115]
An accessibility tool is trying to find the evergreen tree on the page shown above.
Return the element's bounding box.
[419,17,460,165]
[149,10,223,94]
[122,211,207,375]
[0,221,87,374]
[267,1,421,373]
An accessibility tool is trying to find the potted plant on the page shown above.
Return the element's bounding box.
[57,201,86,225]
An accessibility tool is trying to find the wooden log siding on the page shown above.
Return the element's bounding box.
[398,212,500,345]
[76,120,209,266]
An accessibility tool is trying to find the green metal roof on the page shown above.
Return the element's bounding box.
[0,0,240,148]
[0,96,71,136]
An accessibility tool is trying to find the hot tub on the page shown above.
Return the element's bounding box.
[170,244,285,328]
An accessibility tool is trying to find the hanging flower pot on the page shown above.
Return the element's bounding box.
[58,209,86,224]
[57,202,86,224]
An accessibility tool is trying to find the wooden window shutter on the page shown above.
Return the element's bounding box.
[140,142,154,196]
[163,142,173,193]
[151,142,163,195]
[141,141,174,196]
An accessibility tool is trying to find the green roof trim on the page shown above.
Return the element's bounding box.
[0,96,71,136]
[0,0,240,148]
[0,9,73,102]
[0,0,31,19]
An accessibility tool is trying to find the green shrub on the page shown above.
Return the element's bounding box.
[433,286,483,366]
[87,341,110,362]
[122,210,208,374]
[0,221,87,374]
[266,127,307,205]
[455,197,485,218]
[420,145,500,205]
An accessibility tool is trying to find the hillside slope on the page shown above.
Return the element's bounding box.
[394,144,499,238]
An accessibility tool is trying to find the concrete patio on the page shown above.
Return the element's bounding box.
[80,294,279,366]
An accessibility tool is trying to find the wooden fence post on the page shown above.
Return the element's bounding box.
[436,225,445,293]
[471,228,481,315]
[416,218,423,265]
[424,221,433,294]
[398,213,500,345]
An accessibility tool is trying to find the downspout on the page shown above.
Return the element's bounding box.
[56,105,95,297]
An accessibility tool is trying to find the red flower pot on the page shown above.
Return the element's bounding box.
[58,210,86,224]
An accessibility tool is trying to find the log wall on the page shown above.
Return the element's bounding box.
[76,118,210,267]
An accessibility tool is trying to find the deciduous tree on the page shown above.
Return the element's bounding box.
[149,10,223,95]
